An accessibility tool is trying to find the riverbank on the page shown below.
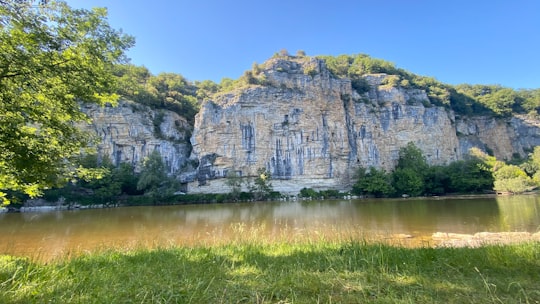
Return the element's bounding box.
[434,231,540,247]
[2,192,502,213]
[12,188,532,214]
[1,241,539,303]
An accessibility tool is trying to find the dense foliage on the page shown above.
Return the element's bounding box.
[42,154,140,205]
[45,143,539,206]
[352,143,540,197]
[318,54,540,117]
[455,84,540,117]
[113,65,203,124]
[136,150,178,201]
[0,0,133,204]
[41,150,184,205]
[41,154,281,206]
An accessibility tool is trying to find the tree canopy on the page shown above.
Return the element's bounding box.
[0,0,133,204]
[318,54,540,117]
[112,64,204,124]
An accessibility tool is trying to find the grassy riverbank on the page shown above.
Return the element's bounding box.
[1,241,539,303]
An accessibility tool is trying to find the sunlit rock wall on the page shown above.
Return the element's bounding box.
[189,57,467,194]
[79,59,539,195]
[457,115,540,160]
[81,100,192,175]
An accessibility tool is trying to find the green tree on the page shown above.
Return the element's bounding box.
[250,168,273,200]
[322,54,352,77]
[225,170,242,201]
[494,164,529,180]
[392,168,424,197]
[0,0,134,204]
[40,153,117,205]
[113,163,140,195]
[113,64,200,123]
[493,177,532,194]
[493,164,532,194]
[453,84,535,117]
[527,146,540,186]
[195,79,220,101]
[527,146,540,169]
[445,158,493,193]
[137,150,175,202]
[392,142,428,196]
[395,143,428,172]
[112,64,158,105]
[519,89,540,116]
[147,73,199,123]
[219,77,238,92]
[299,187,318,198]
[352,167,394,197]
[478,88,517,116]
[84,170,121,204]
[424,165,449,195]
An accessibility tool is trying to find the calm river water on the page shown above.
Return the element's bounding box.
[1,195,539,260]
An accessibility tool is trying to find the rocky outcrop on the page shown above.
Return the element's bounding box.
[188,57,540,194]
[457,115,540,160]
[80,100,192,176]
[78,58,539,195]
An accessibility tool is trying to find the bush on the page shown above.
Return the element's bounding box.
[351,77,371,94]
[318,190,341,199]
[249,168,273,200]
[352,167,394,197]
[303,65,318,77]
[268,191,282,200]
[494,177,532,194]
[299,188,318,198]
[392,168,424,197]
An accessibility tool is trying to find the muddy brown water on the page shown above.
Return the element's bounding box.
[1,195,539,261]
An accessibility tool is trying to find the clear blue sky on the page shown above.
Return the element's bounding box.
[65,0,540,89]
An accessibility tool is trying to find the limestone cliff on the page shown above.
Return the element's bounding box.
[189,56,540,194]
[80,100,192,176]
[457,115,540,160]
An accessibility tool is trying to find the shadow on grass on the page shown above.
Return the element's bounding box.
[1,242,539,303]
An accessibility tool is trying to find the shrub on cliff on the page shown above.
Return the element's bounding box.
[113,65,201,124]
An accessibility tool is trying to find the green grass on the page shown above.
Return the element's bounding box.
[1,241,539,303]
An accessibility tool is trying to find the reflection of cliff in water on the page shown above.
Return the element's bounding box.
[336,197,502,235]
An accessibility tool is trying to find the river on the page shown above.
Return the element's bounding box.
[1,195,539,260]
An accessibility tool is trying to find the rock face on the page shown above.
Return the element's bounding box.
[189,57,540,194]
[78,58,540,195]
[80,100,192,176]
[457,115,540,160]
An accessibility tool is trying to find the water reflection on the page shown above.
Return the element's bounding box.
[1,195,539,260]
[496,195,540,231]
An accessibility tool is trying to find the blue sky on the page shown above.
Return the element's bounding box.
[65,0,540,89]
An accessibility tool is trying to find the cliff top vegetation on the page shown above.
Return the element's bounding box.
[115,51,540,123]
